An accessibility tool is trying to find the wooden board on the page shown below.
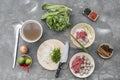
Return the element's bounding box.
[37,39,64,70]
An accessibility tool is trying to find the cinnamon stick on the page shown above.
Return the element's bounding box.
[97,47,111,57]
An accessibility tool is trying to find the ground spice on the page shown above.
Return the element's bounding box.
[88,11,98,21]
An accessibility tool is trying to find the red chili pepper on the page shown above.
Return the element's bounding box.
[19,64,29,73]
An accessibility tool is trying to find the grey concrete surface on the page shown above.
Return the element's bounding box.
[0,0,120,80]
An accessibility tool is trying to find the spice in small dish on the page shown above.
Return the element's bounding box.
[83,8,91,16]
[88,11,98,21]
[83,8,99,21]
[97,43,113,58]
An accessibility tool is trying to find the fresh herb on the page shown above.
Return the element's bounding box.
[50,48,61,63]
[70,33,88,53]
[84,26,91,35]
[41,4,72,31]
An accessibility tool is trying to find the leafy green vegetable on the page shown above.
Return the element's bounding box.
[50,48,61,63]
[42,4,72,11]
[41,4,72,31]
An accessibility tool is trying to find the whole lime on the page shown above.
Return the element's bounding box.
[18,56,25,65]
[25,58,32,66]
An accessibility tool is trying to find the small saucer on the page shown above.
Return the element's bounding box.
[97,43,113,59]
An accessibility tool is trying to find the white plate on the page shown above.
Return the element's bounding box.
[37,39,64,70]
[70,23,95,48]
[69,52,95,78]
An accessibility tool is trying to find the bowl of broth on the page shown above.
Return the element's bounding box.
[20,20,43,43]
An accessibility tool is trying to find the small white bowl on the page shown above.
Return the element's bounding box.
[20,20,43,43]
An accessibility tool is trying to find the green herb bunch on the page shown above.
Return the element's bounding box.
[50,48,61,63]
[41,4,72,31]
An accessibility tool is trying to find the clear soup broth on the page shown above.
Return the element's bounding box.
[23,22,41,41]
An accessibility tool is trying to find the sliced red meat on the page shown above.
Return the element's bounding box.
[71,56,85,74]
[72,56,81,67]
[76,30,87,41]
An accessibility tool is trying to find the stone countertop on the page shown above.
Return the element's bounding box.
[0,0,120,80]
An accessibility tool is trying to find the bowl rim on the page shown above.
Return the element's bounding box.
[20,20,43,43]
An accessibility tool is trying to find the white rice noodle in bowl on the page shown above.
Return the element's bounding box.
[70,23,95,48]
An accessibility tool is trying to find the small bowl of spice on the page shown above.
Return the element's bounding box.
[83,8,99,21]
[97,43,113,59]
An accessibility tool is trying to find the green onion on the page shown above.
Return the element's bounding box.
[50,48,61,63]
[70,33,88,53]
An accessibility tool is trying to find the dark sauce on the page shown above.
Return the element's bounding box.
[84,8,91,16]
